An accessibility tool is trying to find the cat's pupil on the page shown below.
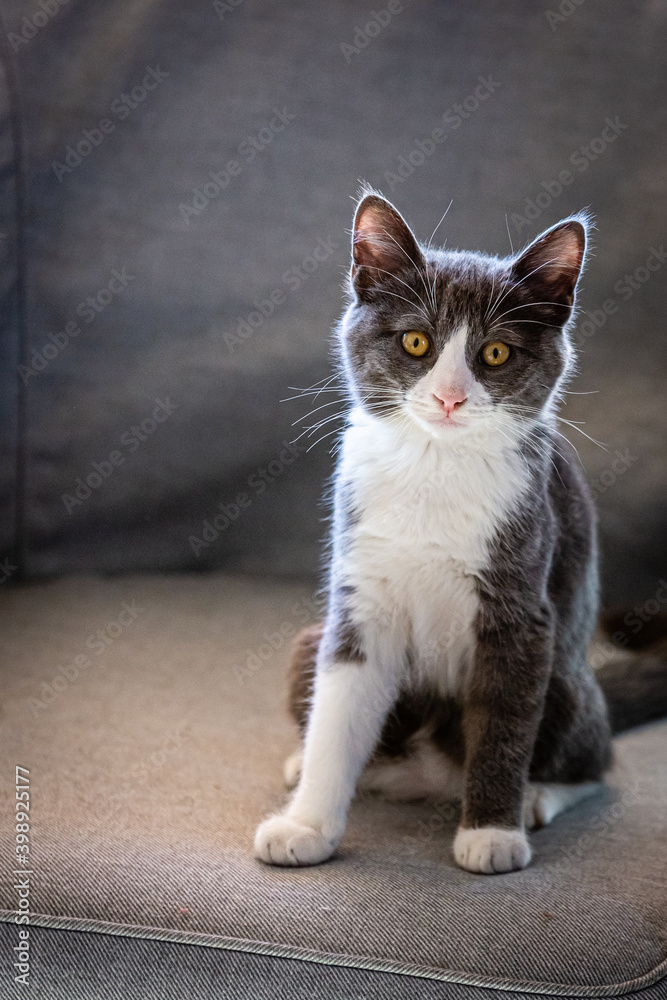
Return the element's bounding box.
[493,347,499,358]
[412,337,418,347]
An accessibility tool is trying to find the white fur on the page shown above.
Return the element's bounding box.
[256,337,537,869]
[283,734,463,802]
[404,325,488,434]
[337,399,531,699]
[453,826,532,874]
[283,750,303,790]
[523,781,601,829]
[255,659,400,865]
[359,733,464,801]
[285,748,601,827]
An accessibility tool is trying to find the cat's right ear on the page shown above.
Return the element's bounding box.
[510,216,589,308]
[351,193,425,299]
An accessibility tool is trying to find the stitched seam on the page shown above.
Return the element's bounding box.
[1,911,665,997]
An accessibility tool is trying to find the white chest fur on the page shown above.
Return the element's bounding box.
[333,409,530,694]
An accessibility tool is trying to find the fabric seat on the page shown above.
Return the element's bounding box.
[1,574,665,997]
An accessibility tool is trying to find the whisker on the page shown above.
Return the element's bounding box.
[502,402,607,456]
[550,427,584,467]
[291,397,344,425]
[427,199,453,250]
[505,214,515,256]
[305,411,352,437]
[367,286,433,321]
[380,228,437,315]
[483,268,498,323]
[556,418,608,450]
[306,426,346,453]
[489,318,563,331]
[487,299,572,328]
[282,372,343,401]
[486,258,561,324]
[359,237,434,317]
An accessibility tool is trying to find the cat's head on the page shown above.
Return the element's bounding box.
[338,189,589,442]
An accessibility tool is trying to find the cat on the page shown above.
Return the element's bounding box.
[254,187,614,875]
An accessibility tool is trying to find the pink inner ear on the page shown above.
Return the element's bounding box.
[353,205,400,270]
[514,220,586,304]
[539,226,585,280]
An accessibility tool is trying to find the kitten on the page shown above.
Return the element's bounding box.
[255,188,613,874]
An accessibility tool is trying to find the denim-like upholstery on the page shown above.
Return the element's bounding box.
[0,575,665,996]
[1,0,666,994]
[2,925,667,1000]
[0,0,665,603]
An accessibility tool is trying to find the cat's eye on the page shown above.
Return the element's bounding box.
[401,331,430,357]
[481,341,511,366]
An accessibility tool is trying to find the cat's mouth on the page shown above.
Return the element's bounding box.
[424,412,466,428]
[404,403,470,436]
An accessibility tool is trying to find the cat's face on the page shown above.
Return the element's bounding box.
[339,192,588,442]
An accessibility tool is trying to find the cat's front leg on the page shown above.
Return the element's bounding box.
[255,636,398,867]
[454,614,553,875]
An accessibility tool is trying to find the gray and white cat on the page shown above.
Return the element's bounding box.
[255,189,614,875]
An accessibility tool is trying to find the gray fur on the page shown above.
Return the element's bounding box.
[291,191,618,844]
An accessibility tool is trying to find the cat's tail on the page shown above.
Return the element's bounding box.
[594,608,667,734]
[288,615,667,737]
[286,622,321,732]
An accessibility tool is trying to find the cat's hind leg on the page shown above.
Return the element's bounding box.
[283,750,303,790]
[523,781,602,830]
[286,734,463,803]
[359,736,464,802]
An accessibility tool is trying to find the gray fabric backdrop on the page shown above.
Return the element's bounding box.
[0,0,665,604]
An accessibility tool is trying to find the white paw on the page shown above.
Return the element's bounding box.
[523,781,601,830]
[283,750,303,790]
[454,826,531,874]
[523,785,558,830]
[254,814,336,866]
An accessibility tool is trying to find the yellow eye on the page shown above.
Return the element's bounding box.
[482,341,511,366]
[401,331,430,357]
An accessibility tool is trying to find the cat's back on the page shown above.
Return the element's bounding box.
[544,431,599,627]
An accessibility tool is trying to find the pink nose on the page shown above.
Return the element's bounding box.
[433,390,468,416]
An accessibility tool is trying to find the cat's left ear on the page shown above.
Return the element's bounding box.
[351,192,425,298]
[511,216,588,307]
